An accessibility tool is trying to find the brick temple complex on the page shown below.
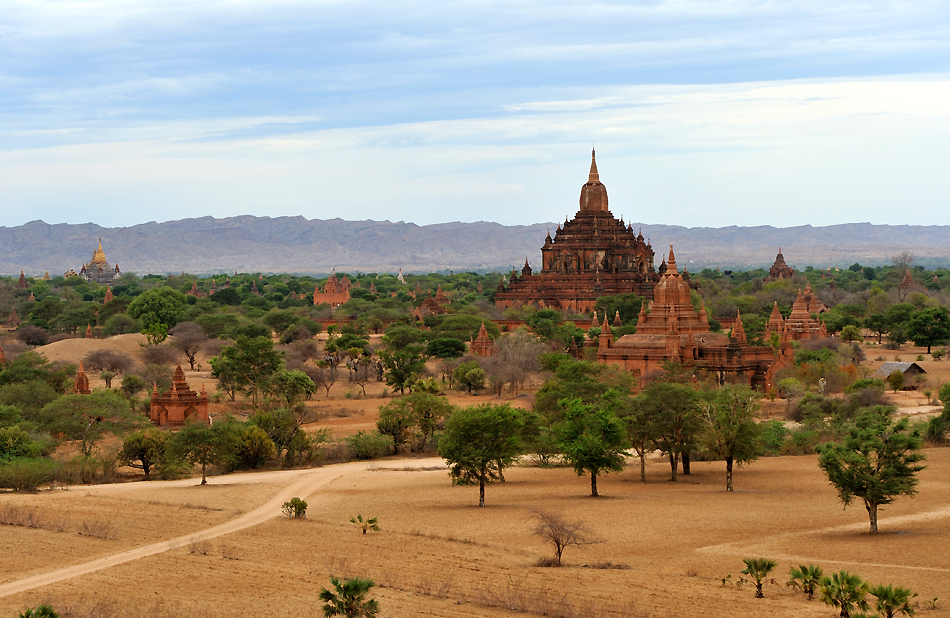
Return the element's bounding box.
[494,151,660,313]
[597,246,777,390]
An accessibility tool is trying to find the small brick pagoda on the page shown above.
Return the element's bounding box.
[73,361,91,394]
[149,365,210,427]
[764,248,795,282]
[313,270,351,307]
[494,151,659,313]
[765,287,828,342]
[470,321,495,356]
[597,246,776,389]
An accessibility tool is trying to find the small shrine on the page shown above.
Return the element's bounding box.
[313,270,351,307]
[764,249,795,282]
[74,361,91,394]
[149,365,210,427]
[470,321,495,356]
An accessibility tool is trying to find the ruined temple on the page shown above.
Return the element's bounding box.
[313,271,351,307]
[73,239,120,285]
[412,285,451,319]
[73,361,91,394]
[470,321,495,357]
[494,151,658,313]
[764,249,795,282]
[765,289,828,342]
[149,365,210,427]
[597,246,776,389]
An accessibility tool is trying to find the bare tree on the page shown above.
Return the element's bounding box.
[140,343,177,367]
[84,350,134,388]
[169,322,208,370]
[532,511,600,567]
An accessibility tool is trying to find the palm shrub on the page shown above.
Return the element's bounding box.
[788,564,824,600]
[19,606,58,618]
[819,570,869,618]
[319,575,379,617]
[282,497,308,518]
[870,583,917,618]
[350,514,379,535]
[741,557,778,598]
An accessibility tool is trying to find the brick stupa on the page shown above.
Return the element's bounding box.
[149,365,209,427]
[494,151,659,313]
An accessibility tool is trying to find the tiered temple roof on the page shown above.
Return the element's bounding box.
[764,249,795,281]
[598,246,776,389]
[313,270,351,307]
[767,288,828,342]
[76,239,120,284]
[149,365,209,427]
[494,151,659,313]
[470,321,495,356]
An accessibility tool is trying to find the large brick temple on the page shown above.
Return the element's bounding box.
[494,151,659,313]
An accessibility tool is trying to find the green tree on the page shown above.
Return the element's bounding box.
[439,404,524,507]
[170,421,236,485]
[350,514,380,535]
[840,324,863,343]
[819,571,869,618]
[887,370,904,393]
[425,337,467,359]
[117,428,168,480]
[319,576,379,618]
[817,409,926,533]
[376,399,415,454]
[557,396,627,497]
[250,407,320,466]
[869,583,917,618]
[127,286,186,330]
[906,306,950,353]
[210,336,284,404]
[696,386,763,492]
[639,381,699,481]
[864,313,889,344]
[741,557,777,598]
[267,369,316,406]
[453,360,487,393]
[37,390,145,457]
[379,345,426,394]
[622,396,656,482]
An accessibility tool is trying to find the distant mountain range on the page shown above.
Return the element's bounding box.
[2,217,949,277]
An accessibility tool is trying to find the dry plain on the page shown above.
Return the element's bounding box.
[2,448,949,618]
[3,335,950,617]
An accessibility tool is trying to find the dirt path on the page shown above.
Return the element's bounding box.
[0,457,444,599]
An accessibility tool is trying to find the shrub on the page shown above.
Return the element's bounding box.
[846,378,886,394]
[18,605,59,618]
[0,457,59,491]
[345,431,392,460]
[282,497,308,518]
[760,420,790,455]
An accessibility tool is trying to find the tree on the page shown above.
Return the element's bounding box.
[83,350,134,382]
[906,306,950,353]
[864,313,889,344]
[37,390,145,457]
[127,286,186,331]
[169,322,209,370]
[817,409,926,533]
[622,396,656,482]
[696,386,763,492]
[787,564,824,601]
[250,407,320,466]
[557,395,627,497]
[741,557,777,598]
[117,428,168,480]
[376,399,415,454]
[350,514,380,535]
[16,325,48,347]
[282,497,308,518]
[840,324,863,343]
[209,336,284,404]
[819,570,870,618]
[319,576,379,618]
[425,337,467,359]
[532,510,599,567]
[404,392,452,451]
[887,370,904,393]
[170,421,236,485]
[639,381,699,480]
[869,583,917,618]
[453,360,486,393]
[439,404,524,507]
[379,345,426,394]
[267,369,316,406]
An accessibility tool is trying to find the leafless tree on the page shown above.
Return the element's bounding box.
[532,511,601,567]
[140,343,177,367]
[84,349,134,376]
[169,322,208,370]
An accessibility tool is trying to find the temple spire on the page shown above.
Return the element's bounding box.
[589,148,599,182]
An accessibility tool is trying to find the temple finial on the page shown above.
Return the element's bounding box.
[589,148,600,182]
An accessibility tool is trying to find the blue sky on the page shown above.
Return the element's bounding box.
[1,0,949,228]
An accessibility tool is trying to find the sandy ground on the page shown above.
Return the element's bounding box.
[2,449,949,618]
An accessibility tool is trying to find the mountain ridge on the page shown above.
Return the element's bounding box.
[3,217,948,276]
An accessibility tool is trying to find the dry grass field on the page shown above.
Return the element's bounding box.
[2,335,949,617]
[2,449,949,618]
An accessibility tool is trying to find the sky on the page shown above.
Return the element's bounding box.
[1,0,949,229]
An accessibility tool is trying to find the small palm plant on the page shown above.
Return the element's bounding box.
[819,570,870,618]
[870,583,917,618]
[350,514,380,535]
[319,575,380,617]
[19,606,58,618]
[741,557,778,598]
[788,564,824,600]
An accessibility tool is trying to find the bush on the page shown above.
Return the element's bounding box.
[0,457,59,491]
[846,378,885,394]
[18,605,59,618]
[281,497,308,518]
[345,431,392,460]
[760,420,790,455]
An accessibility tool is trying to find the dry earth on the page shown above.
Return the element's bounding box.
[2,450,949,618]
[2,336,949,617]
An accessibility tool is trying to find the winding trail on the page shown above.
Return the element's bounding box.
[0,457,444,599]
